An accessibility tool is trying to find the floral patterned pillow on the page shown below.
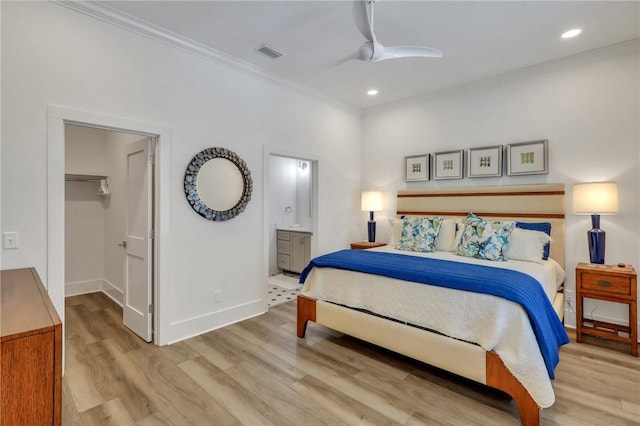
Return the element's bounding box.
[457,213,515,261]
[398,216,444,252]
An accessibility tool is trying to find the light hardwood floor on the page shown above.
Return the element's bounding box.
[63,293,640,425]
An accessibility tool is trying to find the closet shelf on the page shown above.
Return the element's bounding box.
[65,174,111,195]
[65,173,108,182]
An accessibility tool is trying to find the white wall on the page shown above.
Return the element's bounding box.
[270,156,298,229]
[0,4,3,271]
[64,125,108,294]
[65,124,109,176]
[268,156,296,275]
[362,42,640,330]
[64,181,106,291]
[1,2,362,344]
[267,156,314,275]
[295,160,312,229]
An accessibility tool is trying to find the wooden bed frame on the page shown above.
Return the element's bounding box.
[297,184,565,426]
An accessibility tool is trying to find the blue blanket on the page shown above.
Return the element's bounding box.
[300,249,569,378]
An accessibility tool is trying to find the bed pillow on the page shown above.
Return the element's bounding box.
[435,219,457,252]
[516,221,552,260]
[506,228,552,264]
[398,216,444,252]
[452,222,466,251]
[389,218,403,246]
[457,213,515,261]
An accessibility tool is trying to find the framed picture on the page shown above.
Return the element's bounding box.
[468,145,503,178]
[432,150,464,180]
[404,154,430,181]
[507,139,549,176]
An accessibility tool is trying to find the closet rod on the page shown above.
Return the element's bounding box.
[65,173,108,183]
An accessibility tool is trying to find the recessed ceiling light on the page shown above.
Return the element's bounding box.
[561,28,582,39]
[367,89,378,96]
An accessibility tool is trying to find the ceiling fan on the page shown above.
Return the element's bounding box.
[334,0,443,64]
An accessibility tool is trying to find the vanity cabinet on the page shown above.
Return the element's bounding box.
[1,268,62,425]
[277,230,311,273]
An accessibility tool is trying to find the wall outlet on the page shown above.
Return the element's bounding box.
[3,232,19,249]
[564,292,575,312]
[213,290,222,303]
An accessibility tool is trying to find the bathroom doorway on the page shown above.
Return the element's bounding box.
[265,153,318,308]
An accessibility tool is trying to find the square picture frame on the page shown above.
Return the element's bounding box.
[506,139,549,176]
[404,154,430,181]
[432,150,464,180]
[468,145,503,178]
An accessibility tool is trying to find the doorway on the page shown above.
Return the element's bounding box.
[265,153,318,308]
[64,123,156,342]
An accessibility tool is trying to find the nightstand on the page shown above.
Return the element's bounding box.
[575,263,637,356]
[350,241,387,250]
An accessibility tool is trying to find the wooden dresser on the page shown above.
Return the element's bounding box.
[1,268,62,425]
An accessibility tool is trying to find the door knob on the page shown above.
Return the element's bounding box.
[118,241,127,248]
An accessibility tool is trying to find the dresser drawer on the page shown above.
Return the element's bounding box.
[277,240,290,254]
[277,231,290,241]
[277,254,290,270]
[580,273,632,296]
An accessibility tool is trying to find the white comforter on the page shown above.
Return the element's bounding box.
[300,246,567,408]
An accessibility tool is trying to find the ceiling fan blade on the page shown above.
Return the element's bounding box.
[327,51,361,67]
[374,46,443,62]
[333,1,443,66]
[329,41,376,66]
[352,0,375,42]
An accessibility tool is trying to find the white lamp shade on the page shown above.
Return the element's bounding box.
[361,191,383,211]
[572,182,619,215]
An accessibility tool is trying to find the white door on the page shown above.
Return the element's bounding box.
[123,138,154,342]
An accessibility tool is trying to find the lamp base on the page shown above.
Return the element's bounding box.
[588,214,606,264]
[367,211,376,243]
[367,220,376,243]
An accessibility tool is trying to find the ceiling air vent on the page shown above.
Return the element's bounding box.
[256,44,284,59]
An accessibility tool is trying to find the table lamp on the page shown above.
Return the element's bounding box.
[572,182,619,264]
[361,191,383,242]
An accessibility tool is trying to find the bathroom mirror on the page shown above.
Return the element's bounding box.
[184,147,252,221]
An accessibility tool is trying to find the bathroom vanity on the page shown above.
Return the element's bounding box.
[277,228,312,273]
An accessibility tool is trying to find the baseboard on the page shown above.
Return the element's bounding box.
[65,279,103,296]
[102,279,123,306]
[65,279,123,307]
[165,299,265,345]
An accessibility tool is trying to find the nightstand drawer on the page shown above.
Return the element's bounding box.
[580,273,631,296]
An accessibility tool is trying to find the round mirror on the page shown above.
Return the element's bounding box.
[184,147,252,221]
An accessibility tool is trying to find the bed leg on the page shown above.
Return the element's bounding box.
[486,352,540,426]
[297,295,316,338]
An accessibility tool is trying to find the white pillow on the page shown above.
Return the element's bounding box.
[506,228,552,264]
[435,219,457,252]
[452,222,465,251]
[389,218,403,246]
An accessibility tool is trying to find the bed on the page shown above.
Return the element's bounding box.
[296,184,567,426]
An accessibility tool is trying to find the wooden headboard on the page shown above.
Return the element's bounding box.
[397,184,566,268]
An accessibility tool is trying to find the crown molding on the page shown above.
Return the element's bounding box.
[51,1,359,114]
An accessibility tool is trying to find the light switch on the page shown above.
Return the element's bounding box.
[3,232,19,249]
